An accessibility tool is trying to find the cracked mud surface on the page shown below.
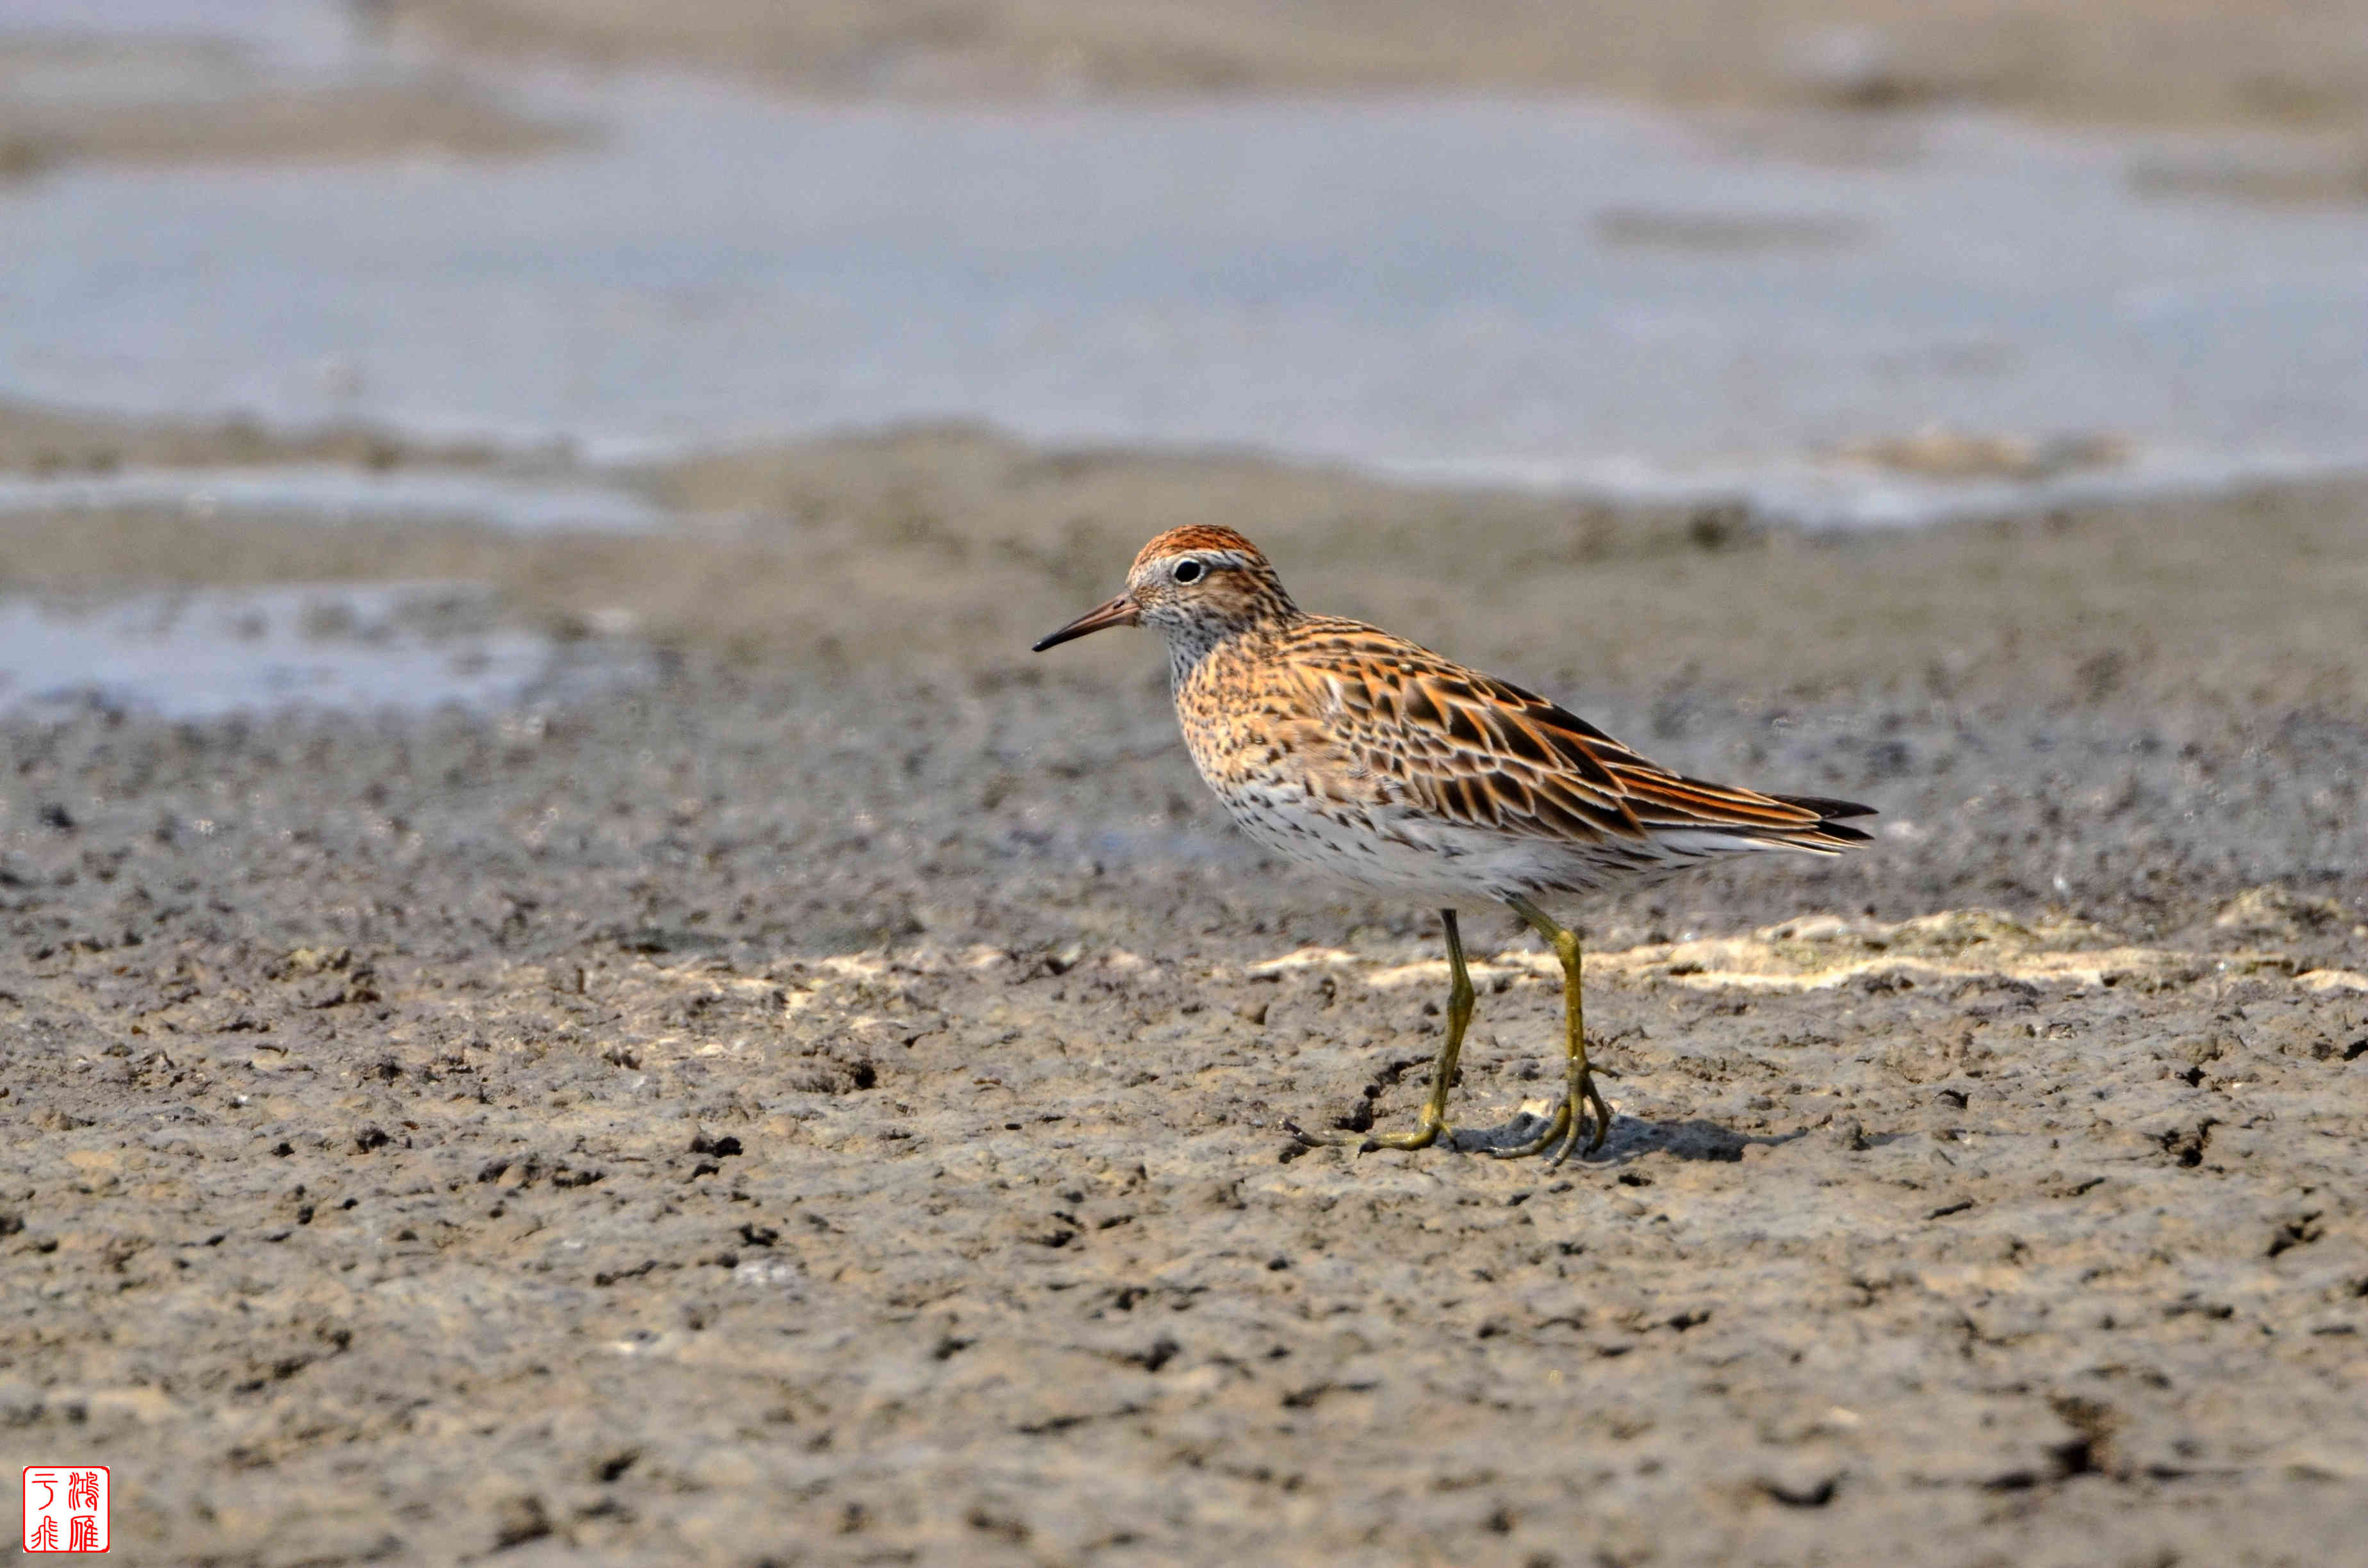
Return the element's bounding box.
[3,646,2365,1565]
[4,448,2368,1563]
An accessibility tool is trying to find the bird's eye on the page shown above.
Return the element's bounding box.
[1173,559,1205,584]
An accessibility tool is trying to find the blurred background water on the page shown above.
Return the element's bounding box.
[10,4,2368,514]
[4,0,2367,712]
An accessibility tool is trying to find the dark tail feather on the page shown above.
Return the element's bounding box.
[1775,793,1877,821]
[1773,792,1877,844]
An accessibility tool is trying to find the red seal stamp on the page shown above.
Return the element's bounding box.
[22,1467,110,1554]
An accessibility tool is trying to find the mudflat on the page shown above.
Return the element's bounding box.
[4,432,2365,1562]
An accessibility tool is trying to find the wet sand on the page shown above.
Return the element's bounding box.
[4,429,2366,1562]
[386,0,2368,132]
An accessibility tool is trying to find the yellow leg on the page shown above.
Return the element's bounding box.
[1294,909,1474,1151]
[1492,895,1612,1164]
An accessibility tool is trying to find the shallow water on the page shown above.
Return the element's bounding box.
[0,583,636,720]
[5,6,2367,525]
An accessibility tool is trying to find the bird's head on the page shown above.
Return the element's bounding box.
[1032,526,1295,653]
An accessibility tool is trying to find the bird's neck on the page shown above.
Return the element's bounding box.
[1163,606,1295,690]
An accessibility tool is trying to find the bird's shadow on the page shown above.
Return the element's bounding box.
[1442,1109,1807,1166]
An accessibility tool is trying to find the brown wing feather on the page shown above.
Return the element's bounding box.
[1279,618,1873,851]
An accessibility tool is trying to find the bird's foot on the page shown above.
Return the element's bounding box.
[1285,1115,1447,1154]
[1487,1071,1613,1164]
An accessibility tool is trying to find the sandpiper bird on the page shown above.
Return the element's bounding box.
[1033,525,1873,1163]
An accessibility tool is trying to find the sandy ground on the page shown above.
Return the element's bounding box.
[383,0,2368,131]
[3,425,2367,1563]
[0,37,575,177]
[10,418,2368,717]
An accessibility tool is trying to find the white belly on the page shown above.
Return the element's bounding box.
[1217,781,1566,904]
[1215,777,1790,909]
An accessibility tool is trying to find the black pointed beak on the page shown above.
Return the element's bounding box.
[1032,592,1140,652]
